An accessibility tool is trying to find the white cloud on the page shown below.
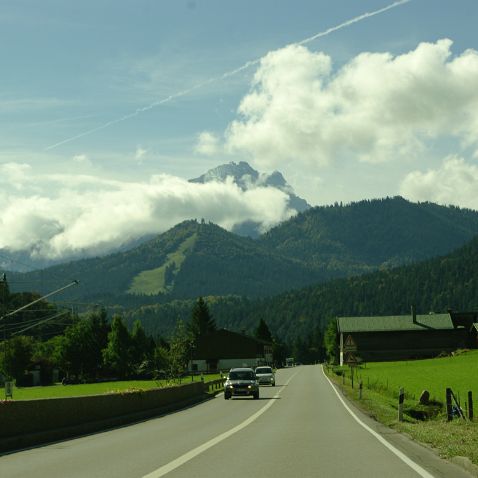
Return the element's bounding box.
[0,162,32,189]
[400,156,478,210]
[195,131,220,155]
[0,165,294,259]
[135,146,147,163]
[73,154,91,166]
[224,39,478,170]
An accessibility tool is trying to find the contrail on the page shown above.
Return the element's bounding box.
[45,0,412,151]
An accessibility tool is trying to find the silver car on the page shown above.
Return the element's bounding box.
[255,366,275,386]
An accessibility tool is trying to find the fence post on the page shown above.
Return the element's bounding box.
[468,391,474,421]
[446,388,453,421]
[398,387,404,422]
[359,381,363,399]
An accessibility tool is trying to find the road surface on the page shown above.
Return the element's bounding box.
[0,365,472,477]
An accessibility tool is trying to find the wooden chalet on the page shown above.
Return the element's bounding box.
[337,309,477,365]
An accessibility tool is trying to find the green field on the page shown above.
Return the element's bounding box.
[327,350,478,465]
[5,374,221,401]
[128,234,197,295]
[346,349,478,403]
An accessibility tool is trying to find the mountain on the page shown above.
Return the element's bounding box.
[124,232,478,343]
[260,196,478,274]
[7,220,325,304]
[7,197,478,309]
[189,161,310,237]
[241,230,478,342]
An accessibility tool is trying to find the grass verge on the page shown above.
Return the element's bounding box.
[6,374,221,401]
[324,364,478,465]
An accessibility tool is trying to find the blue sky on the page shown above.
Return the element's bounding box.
[2,0,478,259]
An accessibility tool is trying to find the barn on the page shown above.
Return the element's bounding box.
[336,309,476,365]
[191,329,273,373]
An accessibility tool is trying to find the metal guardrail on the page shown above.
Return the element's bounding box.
[205,378,225,394]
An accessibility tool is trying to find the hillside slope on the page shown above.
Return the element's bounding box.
[8,220,325,303]
[260,197,478,272]
[125,233,478,343]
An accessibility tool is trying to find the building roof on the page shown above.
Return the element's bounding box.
[337,313,455,333]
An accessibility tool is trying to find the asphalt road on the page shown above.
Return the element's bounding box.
[1,365,473,478]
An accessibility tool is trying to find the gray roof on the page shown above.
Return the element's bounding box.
[337,313,454,333]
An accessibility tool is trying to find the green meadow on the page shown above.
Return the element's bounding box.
[347,349,478,403]
[5,374,221,401]
[327,350,478,465]
[128,234,197,295]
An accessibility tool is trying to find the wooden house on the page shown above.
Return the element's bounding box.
[337,309,475,365]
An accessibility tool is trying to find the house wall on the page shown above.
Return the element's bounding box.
[341,329,469,363]
[191,358,260,373]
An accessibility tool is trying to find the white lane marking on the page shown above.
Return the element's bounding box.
[321,366,435,478]
[143,371,299,478]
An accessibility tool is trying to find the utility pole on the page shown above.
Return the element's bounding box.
[0,277,79,398]
[1,274,6,392]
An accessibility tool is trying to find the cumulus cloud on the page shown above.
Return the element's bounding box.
[400,156,478,210]
[195,131,220,155]
[0,162,32,189]
[224,39,478,169]
[0,164,294,259]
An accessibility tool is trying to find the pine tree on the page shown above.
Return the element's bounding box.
[254,318,273,342]
[102,315,133,378]
[190,297,216,340]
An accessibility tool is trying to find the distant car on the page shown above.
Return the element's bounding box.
[255,366,275,386]
[224,368,259,400]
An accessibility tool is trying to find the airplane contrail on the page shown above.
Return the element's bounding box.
[45,0,412,151]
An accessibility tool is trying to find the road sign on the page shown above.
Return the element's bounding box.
[344,352,360,365]
[343,334,357,352]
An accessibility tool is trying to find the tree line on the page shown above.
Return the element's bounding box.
[1,286,324,386]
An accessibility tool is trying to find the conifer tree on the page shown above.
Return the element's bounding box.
[254,318,273,342]
[190,297,216,340]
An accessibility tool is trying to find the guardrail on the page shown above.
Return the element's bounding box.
[204,378,225,394]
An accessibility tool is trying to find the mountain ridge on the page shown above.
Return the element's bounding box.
[6,196,478,307]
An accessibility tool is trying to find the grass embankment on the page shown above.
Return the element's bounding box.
[8,374,221,401]
[325,350,478,465]
[128,234,197,295]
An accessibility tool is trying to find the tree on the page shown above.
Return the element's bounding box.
[190,297,216,340]
[131,319,155,375]
[0,335,35,382]
[323,319,338,364]
[254,318,273,342]
[272,340,287,368]
[168,321,192,380]
[102,315,133,378]
[56,310,110,379]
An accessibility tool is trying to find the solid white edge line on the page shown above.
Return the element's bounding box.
[142,370,299,478]
[321,365,435,478]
